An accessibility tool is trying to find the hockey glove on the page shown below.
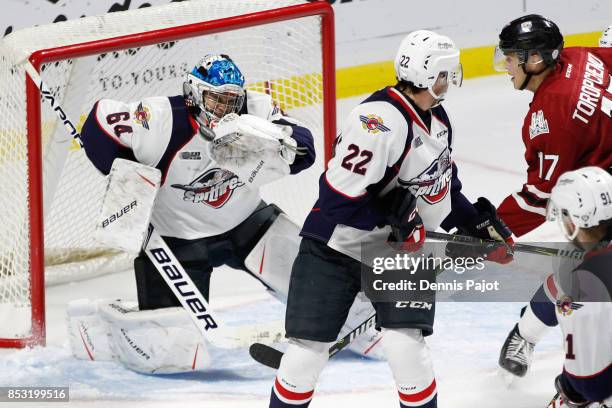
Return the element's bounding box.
[446,197,514,264]
[383,187,425,252]
[549,375,590,408]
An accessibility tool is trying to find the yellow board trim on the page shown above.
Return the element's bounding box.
[336,31,601,100]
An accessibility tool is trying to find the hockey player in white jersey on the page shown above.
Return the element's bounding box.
[267,31,514,408]
[538,167,612,407]
[66,54,378,374]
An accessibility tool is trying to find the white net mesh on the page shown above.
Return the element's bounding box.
[0,0,329,342]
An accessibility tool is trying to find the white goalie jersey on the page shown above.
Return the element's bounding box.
[80,90,315,239]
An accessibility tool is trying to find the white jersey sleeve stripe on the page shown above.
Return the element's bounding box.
[511,192,547,216]
[526,184,551,199]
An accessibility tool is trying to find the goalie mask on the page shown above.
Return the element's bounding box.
[394,30,463,105]
[183,54,246,126]
[546,167,612,240]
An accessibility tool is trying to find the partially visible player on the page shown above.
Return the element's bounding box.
[492,15,612,379]
[67,54,378,374]
[267,30,514,408]
[600,25,612,47]
[540,167,611,407]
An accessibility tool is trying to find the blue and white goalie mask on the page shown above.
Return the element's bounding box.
[183,54,246,126]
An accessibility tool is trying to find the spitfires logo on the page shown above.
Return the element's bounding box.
[556,296,583,316]
[398,149,452,204]
[171,168,244,208]
[133,102,151,130]
[360,114,391,134]
[529,110,549,139]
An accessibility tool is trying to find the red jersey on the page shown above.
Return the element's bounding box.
[498,47,612,237]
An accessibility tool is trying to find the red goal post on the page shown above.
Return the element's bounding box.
[0,0,335,348]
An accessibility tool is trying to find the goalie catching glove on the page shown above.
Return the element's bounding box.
[202,113,307,189]
[446,197,514,264]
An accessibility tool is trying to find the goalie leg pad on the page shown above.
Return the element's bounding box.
[382,328,438,407]
[66,298,115,362]
[99,300,211,374]
[243,210,300,301]
[272,338,330,407]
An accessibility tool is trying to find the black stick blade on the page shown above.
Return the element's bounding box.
[249,343,283,369]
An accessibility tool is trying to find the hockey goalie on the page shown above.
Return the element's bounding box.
[65,54,383,374]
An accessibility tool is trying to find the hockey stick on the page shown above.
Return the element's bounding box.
[546,392,560,408]
[249,313,377,369]
[25,61,284,350]
[248,247,453,368]
[426,231,585,261]
[141,225,285,348]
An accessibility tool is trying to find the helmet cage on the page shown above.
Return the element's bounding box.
[184,73,245,125]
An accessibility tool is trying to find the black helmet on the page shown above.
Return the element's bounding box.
[498,14,564,66]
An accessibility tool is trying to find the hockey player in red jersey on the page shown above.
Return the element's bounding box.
[494,15,612,379]
[494,15,611,236]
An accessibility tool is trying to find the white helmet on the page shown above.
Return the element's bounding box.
[394,30,463,101]
[547,166,612,239]
[600,25,612,47]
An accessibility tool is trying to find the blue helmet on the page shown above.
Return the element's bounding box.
[183,54,246,125]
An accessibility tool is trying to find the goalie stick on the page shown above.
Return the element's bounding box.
[25,61,284,350]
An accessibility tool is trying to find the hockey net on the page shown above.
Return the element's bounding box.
[0,0,335,347]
